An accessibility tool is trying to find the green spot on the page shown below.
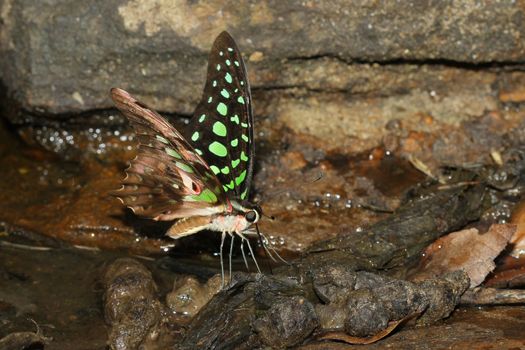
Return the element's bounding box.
[241,134,249,142]
[234,88,239,93]
[213,80,217,87]
[207,96,212,103]
[219,51,224,56]
[234,60,240,67]
[191,131,199,141]
[221,166,230,175]
[222,181,234,192]
[210,165,220,175]
[220,89,230,98]
[235,170,247,186]
[225,72,232,84]
[240,151,248,162]
[241,122,248,128]
[213,121,227,137]
[216,64,221,71]
[228,47,234,52]
[225,59,231,66]
[192,189,218,204]
[175,161,193,173]
[217,102,228,116]
[230,114,240,124]
[172,183,179,189]
[240,188,248,200]
[199,114,206,123]
[231,159,240,168]
[237,96,245,104]
[209,141,227,157]
[156,135,169,144]
[240,81,244,86]
[165,147,182,159]
[195,148,203,156]
[230,138,238,147]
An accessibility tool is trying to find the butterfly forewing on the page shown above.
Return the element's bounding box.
[111,88,227,220]
[189,31,255,202]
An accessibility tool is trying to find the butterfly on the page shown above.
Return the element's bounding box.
[111,31,283,284]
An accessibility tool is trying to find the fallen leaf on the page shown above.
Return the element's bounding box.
[483,200,525,288]
[483,260,525,288]
[509,200,525,258]
[317,312,419,344]
[410,224,515,288]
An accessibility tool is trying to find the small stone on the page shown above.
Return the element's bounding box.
[249,51,264,62]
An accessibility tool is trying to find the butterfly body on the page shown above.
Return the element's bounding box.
[166,200,260,239]
[111,32,271,280]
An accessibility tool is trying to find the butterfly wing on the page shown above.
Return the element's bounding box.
[189,31,255,202]
[111,88,227,221]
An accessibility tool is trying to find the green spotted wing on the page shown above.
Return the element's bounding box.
[111,88,228,221]
[189,31,255,202]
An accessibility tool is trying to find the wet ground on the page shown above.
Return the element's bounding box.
[1,107,525,348]
[3,235,525,349]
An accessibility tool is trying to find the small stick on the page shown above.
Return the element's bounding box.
[460,288,525,305]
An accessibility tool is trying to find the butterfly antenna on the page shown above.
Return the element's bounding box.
[256,223,274,274]
[258,229,290,266]
[263,213,276,221]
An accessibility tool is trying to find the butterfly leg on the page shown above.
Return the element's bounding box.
[220,231,226,288]
[240,237,249,270]
[238,232,261,274]
[228,234,235,282]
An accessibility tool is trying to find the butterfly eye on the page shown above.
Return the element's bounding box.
[245,210,258,223]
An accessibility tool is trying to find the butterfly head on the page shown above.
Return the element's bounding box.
[230,200,261,225]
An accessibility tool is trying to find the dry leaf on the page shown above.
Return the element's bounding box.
[509,200,525,258]
[411,224,515,288]
[482,201,525,287]
[317,313,419,345]
[484,259,525,288]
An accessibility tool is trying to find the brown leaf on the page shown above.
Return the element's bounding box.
[317,312,419,344]
[509,200,525,258]
[411,224,516,288]
[483,200,525,288]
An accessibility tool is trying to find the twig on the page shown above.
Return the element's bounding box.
[460,288,525,305]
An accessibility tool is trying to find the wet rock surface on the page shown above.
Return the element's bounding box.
[1,1,525,113]
[1,101,525,347]
[1,1,525,159]
[96,166,524,348]
[0,331,47,350]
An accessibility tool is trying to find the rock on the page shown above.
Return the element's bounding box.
[103,258,163,350]
[254,296,319,348]
[0,0,524,116]
[166,275,221,318]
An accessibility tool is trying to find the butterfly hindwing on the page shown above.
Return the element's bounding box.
[111,88,227,220]
[189,31,255,202]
